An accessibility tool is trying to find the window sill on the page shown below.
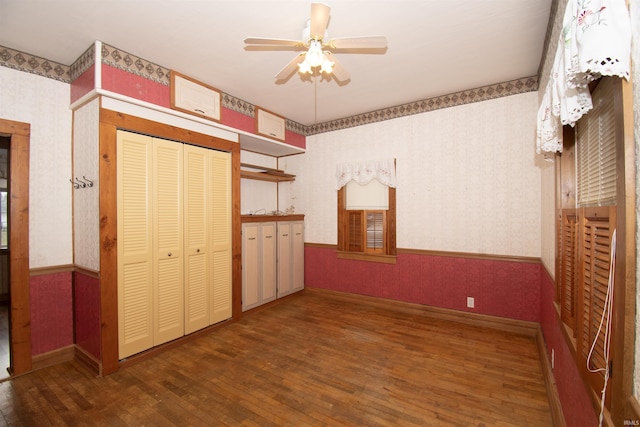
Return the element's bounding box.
[336,251,397,264]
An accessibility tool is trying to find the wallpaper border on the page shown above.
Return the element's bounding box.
[2,43,539,137]
[0,45,70,82]
[306,76,539,136]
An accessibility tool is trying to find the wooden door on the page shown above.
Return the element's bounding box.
[242,223,260,311]
[277,222,292,297]
[291,221,304,292]
[261,222,277,303]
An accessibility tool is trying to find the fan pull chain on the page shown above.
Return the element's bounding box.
[314,72,318,124]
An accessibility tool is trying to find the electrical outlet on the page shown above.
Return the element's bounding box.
[466,297,475,308]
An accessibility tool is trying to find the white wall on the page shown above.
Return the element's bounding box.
[0,67,72,268]
[240,150,278,215]
[281,91,542,257]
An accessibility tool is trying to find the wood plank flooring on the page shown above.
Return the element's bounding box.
[0,290,553,426]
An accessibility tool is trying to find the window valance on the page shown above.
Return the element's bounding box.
[536,0,630,158]
[335,159,396,190]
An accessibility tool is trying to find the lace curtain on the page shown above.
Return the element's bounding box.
[536,0,631,158]
[335,159,397,190]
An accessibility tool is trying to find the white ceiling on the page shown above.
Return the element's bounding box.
[0,0,552,126]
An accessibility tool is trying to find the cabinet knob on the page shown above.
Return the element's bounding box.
[196,249,200,253]
[168,252,172,257]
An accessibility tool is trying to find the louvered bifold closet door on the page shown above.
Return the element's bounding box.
[184,145,210,334]
[560,209,578,332]
[117,131,154,359]
[152,138,184,346]
[577,205,616,397]
[209,150,232,324]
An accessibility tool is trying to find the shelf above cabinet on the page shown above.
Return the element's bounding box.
[240,163,295,182]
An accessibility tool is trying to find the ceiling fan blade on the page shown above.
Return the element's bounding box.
[310,3,331,40]
[275,53,306,80]
[244,37,303,47]
[329,36,388,49]
[325,52,350,82]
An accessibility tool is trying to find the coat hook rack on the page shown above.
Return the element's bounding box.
[82,176,94,188]
[70,176,94,189]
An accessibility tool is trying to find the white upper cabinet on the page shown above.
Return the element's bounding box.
[171,71,221,122]
[255,107,286,142]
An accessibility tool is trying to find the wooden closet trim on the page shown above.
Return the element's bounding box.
[99,107,241,375]
[0,119,31,376]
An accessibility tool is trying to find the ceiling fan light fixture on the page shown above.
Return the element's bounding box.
[320,54,334,73]
[297,60,312,74]
[245,2,387,83]
[304,40,324,67]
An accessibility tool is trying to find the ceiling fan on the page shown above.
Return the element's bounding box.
[244,2,388,82]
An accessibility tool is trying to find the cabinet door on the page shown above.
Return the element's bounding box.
[209,150,232,324]
[277,222,292,297]
[261,223,277,303]
[117,131,154,360]
[152,139,184,346]
[172,72,221,121]
[291,221,305,292]
[184,145,210,334]
[242,223,260,311]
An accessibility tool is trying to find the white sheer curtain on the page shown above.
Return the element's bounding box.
[335,158,396,190]
[536,0,631,158]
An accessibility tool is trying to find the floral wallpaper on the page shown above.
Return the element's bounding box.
[0,66,73,268]
[72,98,100,271]
[281,91,541,258]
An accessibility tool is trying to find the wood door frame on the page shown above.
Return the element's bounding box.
[0,119,31,376]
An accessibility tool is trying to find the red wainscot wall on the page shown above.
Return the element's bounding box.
[304,246,541,322]
[539,267,597,427]
[73,272,101,360]
[30,272,73,355]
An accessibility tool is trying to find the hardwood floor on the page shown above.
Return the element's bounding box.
[0,290,552,426]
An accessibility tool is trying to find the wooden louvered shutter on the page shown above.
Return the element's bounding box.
[560,209,578,333]
[347,211,363,252]
[576,205,616,397]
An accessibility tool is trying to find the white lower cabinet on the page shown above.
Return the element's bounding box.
[242,219,304,311]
